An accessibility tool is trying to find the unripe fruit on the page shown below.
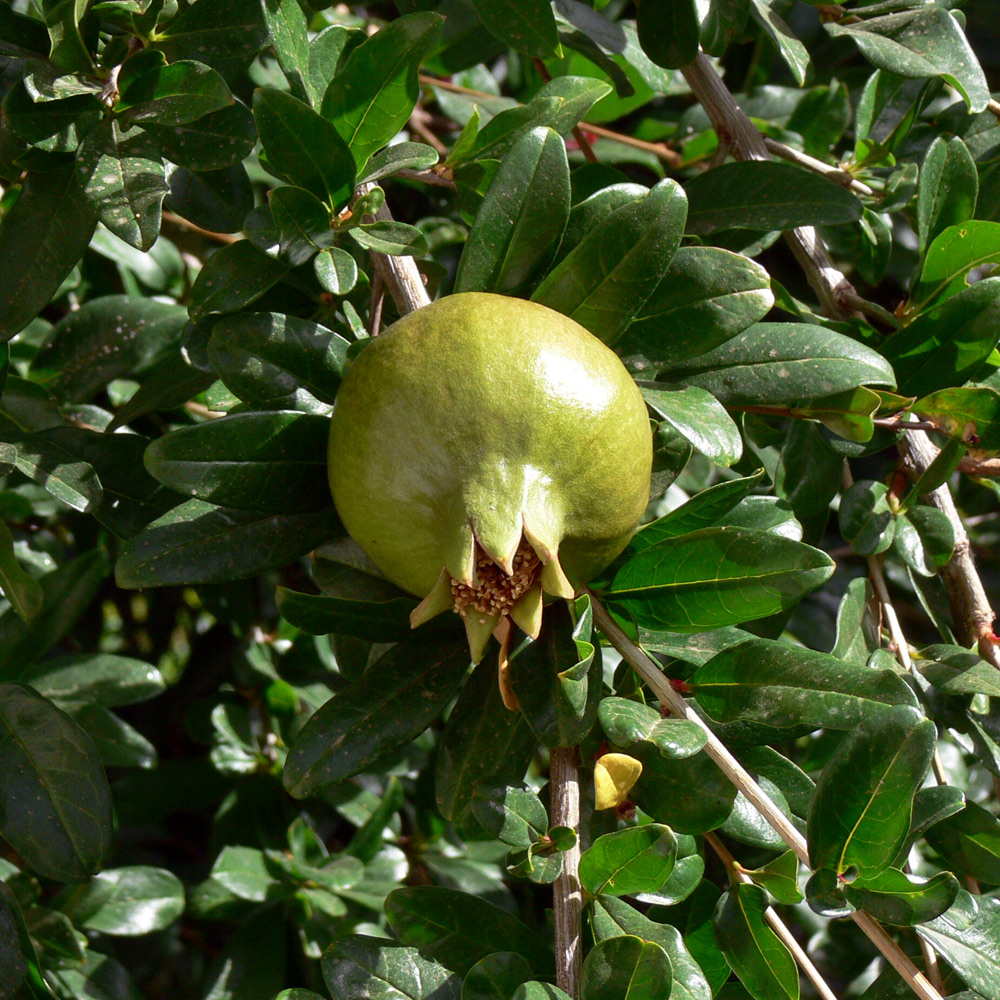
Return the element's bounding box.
[328,292,652,687]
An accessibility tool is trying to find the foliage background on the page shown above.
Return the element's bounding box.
[3,1,1000,1000]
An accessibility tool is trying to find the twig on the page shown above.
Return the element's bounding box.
[551,747,582,998]
[899,432,1000,669]
[407,105,449,155]
[369,272,385,336]
[705,833,840,1000]
[989,98,1000,121]
[589,594,945,1000]
[958,454,1000,477]
[162,211,240,245]
[839,289,902,329]
[397,168,456,188]
[418,74,681,167]
[873,418,937,432]
[763,137,874,196]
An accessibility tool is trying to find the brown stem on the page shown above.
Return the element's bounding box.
[162,211,239,245]
[551,746,582,999]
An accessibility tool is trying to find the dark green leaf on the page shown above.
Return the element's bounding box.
[0,520,43,623]
[826,9,990,113]
[580,935,672,1000]
[323,935,461,1000]
[144,411,331,514]
[915,644,1000,698]
[262,0,310,101]
[200,907,286,1000]
[0,683,112,883]
[314,248,359,295]
[455,127,569,298]
[914,386,1000,452]
[463,952,534,1000]
[713,885,798,1000]
[0,3,49,58]
[692,637,918,731]
[924,801,1000,884]
[685,161,862,235]
[642,386,742,467]
[0,167,96,340]
[892,504,955,577]
[603,527,833,632]
[471,784,548,850]
[166,162,253,233]
[636,0,699,70]
[320,12,444,171]
[189,241,290,320]
[155,0,268,58]
[916,891,1000,997]
[117,55,234,126]
[21,653,164,707]
[910,221,1000,310]
[598,696,706,759]
[739,851,803,905]
[839,479,895,555]
[842,868,959,927]
[359,142,439,184]
[277,590,420,642]
[748,0,811,86]
[579,825,677,898]
[58,865,184,934]
[659,323,896,405]
[918,136,977,255]
[471,0,560,59]
[115,499,340,587]
[268,185,336,266]
[532,179,687,346]
[349,220,429,257]
[253,87,356,208]
[139,102,257,172]
[386,886,549,976]
[808,706,935,876]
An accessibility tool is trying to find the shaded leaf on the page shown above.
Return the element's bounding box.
[580,935,672,1000]
[579,825,677,898]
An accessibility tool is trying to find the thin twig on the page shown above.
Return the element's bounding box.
[589,595,945,1000]
[763,137,874,196]
[162,211,240,245]
[839,289,902,329]
[551,747,582,998]
[989,98,1000,121]
[873,418,937,432]
[705,833,840,1000]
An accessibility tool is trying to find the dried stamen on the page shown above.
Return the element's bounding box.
[451,538,541,621]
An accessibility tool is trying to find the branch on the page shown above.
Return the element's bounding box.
[763,137,874,196]
[551,747,582,998]
[589,595,945,1000]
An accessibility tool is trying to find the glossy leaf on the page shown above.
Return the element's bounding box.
[924,801,1000,884]
[0,683,112,883]
[598,697,706,759]
[892,504,955,577]
[748,0,810,86]
[320,12,444,171]
[156,0,269,57]
[262,0,310,101]
[386,886,549,976]
[839,480,895,555]
[21,653,164,708]
[59,865,184,934]
[842,868,959,927]
[276,590,420,643]
[739,851,802,906]
[581,935,672,1000]
[0,167,96,340]
[808,706,935,876]
[314,247,359,295]
[359,142,439,184]
[188,241,290,319]
[636,0,699,69]
[915,644,1000,698]
[269,185,337,266]
[139,102,257,172]
[349,220,429,257]
[463,952,534,1000]
[254,87,356,208]
[579,825,677,898]
[916,891,1000,998]
[0,520,43,623]
[910,220,1000,309]
[144,411,331,514]
[642,385,742,467]
[685,161,862,234]
[713,885,798,1000]
[471,784,548,850]
[660,323,895,405]
[455,127,569,297]
[692,637,917,731]
[115,499,340,587]
[283,639,469,797]
[918,136,977,255]
[117,56,234,126]
[914,386,1000,452]
[472,0,559,58]
[826,9,990,113]
[619,247,773,372]
[532,179,687,346]
[602,526,834,632]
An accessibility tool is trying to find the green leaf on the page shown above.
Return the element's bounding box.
[189,241,290,320]
[471,0,560,59]
[914,386,1000,452]
[0,3,49,58]
[269,186,337,266]
[115,498,340,587]
[471,784,548,850]
[642,385,743,467]
[138,102,257,172]
[0,550,108,681]
[0,520,43,622]
[0,683,112,883]
[0,883,28,997]
[155,0,269,58]
[631,746,737,835]
[435,656,535,826]
[201,907,286,1000]
[276,590,420,642]
[916,891,1000,997]
[284,640,468,797]
[323,935,461,1000]
[910,221,1000,310]
[314,248,359,295]
[386,886,550,976]
[463,952,534,1000]
[208,312,349,409]
[75,119,166,251]
[636,0,699,69]
[31,295,187,402]
[209,846,279,901]
[713,885,798,1000]
[253,87,356,208]
[826,9,990,113]
[685,161,862,234]
[602,527,833,632]
[691,637,918,731]
[508,596,598,748]
[21,653,164,707]
[917,136,977,255]
[0,167,96,340]
[808,706,935,876]
[579,825,677,898]
[58,865,184,934]
[143,411,331,514]
[165,162,253,233]
[116,55,234,126]
[581,935,672,1000]
[598,697,707,759]
[924,801,1000,884]
[532,179,688,345]
[739,851,802,905]
[455,127,569,298]
[72,702,157,769]
[892,504,955,577]
[349,220,429,257]
[748,0,811,86]
[842,868,959,927]
[915,644,1000,698]
[320,12,444,171]
[660,322,895,405]
[108,353,215,432]
[261,0,310,101]
[619,247,773,371]
[839,479,896,555]
[359,142,439,184]
[0,431,102,512]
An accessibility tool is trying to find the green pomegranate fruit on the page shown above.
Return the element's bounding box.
[327,292,653,674]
